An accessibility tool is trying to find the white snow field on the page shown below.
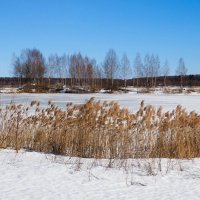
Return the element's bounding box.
[0,92,200,113]
[0,149,200,200]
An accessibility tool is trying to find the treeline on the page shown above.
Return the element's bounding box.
[12,48,191,90]
[1,75,200,89]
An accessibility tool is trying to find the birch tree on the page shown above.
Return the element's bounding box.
[103,49,118,90]
[133,53,143,92]
[120,53,131,89]
[176,58,187,89]
[163,60,170,87]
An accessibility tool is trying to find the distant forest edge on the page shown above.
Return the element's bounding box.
[0,75,200,88]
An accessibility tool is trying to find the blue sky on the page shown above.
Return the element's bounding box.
[0,0,200,76]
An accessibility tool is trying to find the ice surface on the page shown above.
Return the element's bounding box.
[0,92,200,113]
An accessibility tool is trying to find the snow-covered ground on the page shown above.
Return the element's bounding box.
[0,149,200,200]
[0,92,200,112]
[0,88,18,93]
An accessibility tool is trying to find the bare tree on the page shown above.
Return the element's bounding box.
[142,54,160,89]
[59,54,68,85]
[149,54,155,87]
[68,53,98,90]
[13,55,23,87]
[96,64,103,90]
[153,55,160,88]
[48,54,57,78]
[143,54,151,89]
[69,53,84,87]
[47,53,69,86]
[162,60,170,87]
[133,53,143,92]
[176,58,187,89]
[120,53,131,89]
[148,54,160,88]
[103,49,119,90]
[69,54,76,87]
[13,48,46,83]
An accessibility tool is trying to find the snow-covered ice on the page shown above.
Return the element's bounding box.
[0,149,200,200]
[1,92,200,113]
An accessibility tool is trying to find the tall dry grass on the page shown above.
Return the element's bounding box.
[0,98,200,159]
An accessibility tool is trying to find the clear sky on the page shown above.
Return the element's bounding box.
[0,0,200,77]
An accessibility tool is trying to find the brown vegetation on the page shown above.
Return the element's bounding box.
[0,98,200,159]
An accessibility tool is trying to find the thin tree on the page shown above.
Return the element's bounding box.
[176,58,187,89]
[13,55,23,87]
[133,53,143,92]
[163,60,170,87]
[154,55,160,88]
[120,53,131,89]
[144,54,151,90]
[103,49,118,90]
[59,54,68,85]
[149,54,155,87]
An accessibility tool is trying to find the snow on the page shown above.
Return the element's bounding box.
[0,149,200,200]
[0,88,18,93]
[0,92,200,113]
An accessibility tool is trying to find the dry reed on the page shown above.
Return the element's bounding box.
[0,98,200,159]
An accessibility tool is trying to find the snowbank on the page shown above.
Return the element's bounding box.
[0,149,200,200]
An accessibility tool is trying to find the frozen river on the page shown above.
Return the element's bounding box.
[0,92,200,113]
